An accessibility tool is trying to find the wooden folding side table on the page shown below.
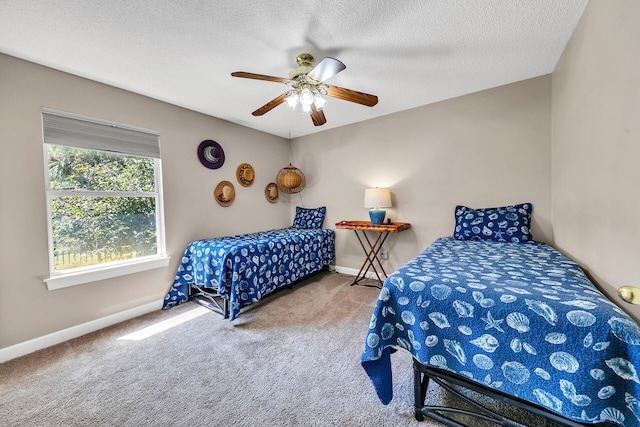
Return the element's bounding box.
[335,220,411,287]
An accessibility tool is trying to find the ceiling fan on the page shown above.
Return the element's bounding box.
[231,53,378,126]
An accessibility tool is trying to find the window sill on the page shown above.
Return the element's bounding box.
[44,255,171,290]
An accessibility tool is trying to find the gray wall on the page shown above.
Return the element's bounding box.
[551,0,640,322]
[292,76,552,277]
[0,54,290,349]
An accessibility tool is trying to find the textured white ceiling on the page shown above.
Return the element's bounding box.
[0,0,589,139]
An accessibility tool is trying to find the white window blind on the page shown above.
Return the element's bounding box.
[42,108,160,158]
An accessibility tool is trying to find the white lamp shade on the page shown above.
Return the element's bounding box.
[285,93,299,109]
[364,188,392,208]
[313,94,327,110]
[299,88,314,106]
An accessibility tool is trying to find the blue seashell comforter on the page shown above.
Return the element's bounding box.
[163,227,335,320]
[361,237,640,426]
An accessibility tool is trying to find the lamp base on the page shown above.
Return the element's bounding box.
[369,209,386,225]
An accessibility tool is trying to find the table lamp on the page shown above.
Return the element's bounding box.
[364,187,392,225]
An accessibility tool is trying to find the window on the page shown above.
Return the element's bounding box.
[42,108,169,290]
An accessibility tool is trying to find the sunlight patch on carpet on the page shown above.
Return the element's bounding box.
[118,306,210,341]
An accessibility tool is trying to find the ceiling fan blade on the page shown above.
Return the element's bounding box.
[231,72,289,84]
[310,104,327,126]
[307,57,346,82]
[252,93,289,116]
[325,85,378,107]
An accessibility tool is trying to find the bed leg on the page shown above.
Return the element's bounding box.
[414,359,429,421]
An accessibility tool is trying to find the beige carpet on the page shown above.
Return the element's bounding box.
[0,272,559,426]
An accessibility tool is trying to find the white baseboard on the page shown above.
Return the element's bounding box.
[332,265,388,281]
[0,268,378,364]
[0,299,163,363]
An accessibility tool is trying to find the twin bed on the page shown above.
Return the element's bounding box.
[361,204,640,426]
[162,201,640,426]
[162,207,335,320]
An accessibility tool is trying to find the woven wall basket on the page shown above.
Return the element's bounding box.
[276,164,306,194]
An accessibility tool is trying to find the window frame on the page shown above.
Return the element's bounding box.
[42,108,169,290]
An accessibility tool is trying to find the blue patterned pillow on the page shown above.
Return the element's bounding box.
[454,203,533,243]
[292,206,326,229]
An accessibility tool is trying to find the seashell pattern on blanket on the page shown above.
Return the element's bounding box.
[361,237,640,426]
[162,228,335,320]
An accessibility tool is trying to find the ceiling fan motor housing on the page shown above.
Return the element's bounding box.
[289,53,315,80]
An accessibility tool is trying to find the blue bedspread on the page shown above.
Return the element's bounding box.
[361,237,640,426]
[163,227,335,320]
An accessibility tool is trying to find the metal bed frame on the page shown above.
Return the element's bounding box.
[189,266,330,319]
[413,359,616,427]
[190,283,231,318]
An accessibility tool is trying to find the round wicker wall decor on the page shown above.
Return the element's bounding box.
[214,180,236,206]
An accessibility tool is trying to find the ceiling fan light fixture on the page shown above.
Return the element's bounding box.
[300,102,312,115]
[313,94,327,111]
[299,87,314,107]
[285,92,299,110]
